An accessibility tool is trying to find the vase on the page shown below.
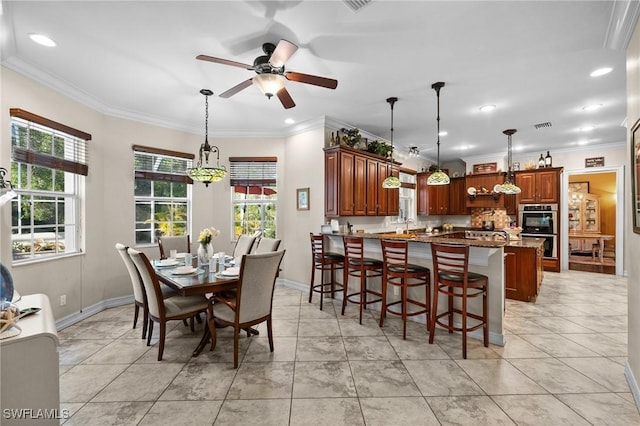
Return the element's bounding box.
[0,263,14,305]
[198,243,213,268]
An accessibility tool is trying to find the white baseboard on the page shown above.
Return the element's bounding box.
[56,294,134,330]
[625,362,640,409]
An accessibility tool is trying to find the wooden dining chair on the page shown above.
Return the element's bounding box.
[253,237,281,253]
[128,248,209,361]
[232,234,258,258]
[158,235,191,259]
[115,243,179,339]
[208,250,286,368]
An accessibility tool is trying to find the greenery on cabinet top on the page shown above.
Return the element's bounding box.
[330,128,393,159]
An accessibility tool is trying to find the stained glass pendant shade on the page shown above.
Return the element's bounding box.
[498,128,521,194]
[382,97,401,189]
[427,82,450,185]
[186,89,227,187]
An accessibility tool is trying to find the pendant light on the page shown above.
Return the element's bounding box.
[382,96,401,189]
[497,128,521,194]
[427,82,450,185]
[186,89,227,187]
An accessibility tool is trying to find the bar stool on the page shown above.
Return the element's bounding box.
[309,233,344,310]
[379,239,431,339]
[429,243,488,359]
[342,236,383,324]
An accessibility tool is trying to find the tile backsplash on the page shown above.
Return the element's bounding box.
[470,208,512,229]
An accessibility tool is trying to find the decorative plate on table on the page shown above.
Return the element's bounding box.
[157,259,180,267]
[171,266,198,275]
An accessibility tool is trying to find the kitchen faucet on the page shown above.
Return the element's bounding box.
[405,218,415,233]
[493,229,510,243]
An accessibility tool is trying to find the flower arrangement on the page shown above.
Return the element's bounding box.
[198,227,220,246]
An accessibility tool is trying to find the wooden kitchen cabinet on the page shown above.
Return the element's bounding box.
[515,167,562,204]
[324,146,399,217]
[504,244,544,302]
[448,176,468,215]
[417,172,449,215]
[465,173,504,208]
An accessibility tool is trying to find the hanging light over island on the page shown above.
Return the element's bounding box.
[427,82,450,185]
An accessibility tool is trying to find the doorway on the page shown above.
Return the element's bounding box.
[561,166,624,275]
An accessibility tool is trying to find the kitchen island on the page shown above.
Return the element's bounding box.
[324,230,545,347]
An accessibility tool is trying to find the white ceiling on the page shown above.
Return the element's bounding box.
[0,1,635,163]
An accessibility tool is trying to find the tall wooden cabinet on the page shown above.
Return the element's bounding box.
[568,192,600,233]
[324,146,399,217]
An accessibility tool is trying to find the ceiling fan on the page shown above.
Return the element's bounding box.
[196,39,338,109]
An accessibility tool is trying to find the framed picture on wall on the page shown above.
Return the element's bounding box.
[297,187,310,211]
[632,119,640,234]
[569,182,589,193]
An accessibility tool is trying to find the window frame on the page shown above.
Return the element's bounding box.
[9,110,89,263]
[229,157,277,240]
[133,145,194,247]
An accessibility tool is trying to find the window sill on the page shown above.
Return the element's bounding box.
[12,251,84,267]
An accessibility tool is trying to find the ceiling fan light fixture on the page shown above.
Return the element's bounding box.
[186,89,227,187]
[253,73,285,99]
[498,128,521,195]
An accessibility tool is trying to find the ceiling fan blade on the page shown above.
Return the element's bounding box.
[219,79,254,98]
[196,54,254,70]
[276,87,296,109]
[285,71,338,89]
[269,39,298,68]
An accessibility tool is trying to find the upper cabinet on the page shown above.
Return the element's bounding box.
[448,177,468,215]
[324,146,399,217]
[515,167,563,204]
[417,172,450,215]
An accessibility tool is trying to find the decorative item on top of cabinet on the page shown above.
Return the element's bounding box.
[324,145,400,217]
[514,167,563,204]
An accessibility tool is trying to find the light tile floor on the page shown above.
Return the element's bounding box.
[58,270,640,425]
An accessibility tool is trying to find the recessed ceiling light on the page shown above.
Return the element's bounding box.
[582,104,603,111]
[284,118,295,124]
[579,125,596,132]
[438,131,448,136]
[590,67,612,77]
[479,105,496,112]
[577,140,589,145]
[28,33,56,47]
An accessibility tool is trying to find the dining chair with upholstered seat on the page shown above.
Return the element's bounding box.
[232,234,258,258]
[128,248,209,361]
[158,235,191,259]
[253,237,281,253]
[208,250,286,368]
[115,243,180,339]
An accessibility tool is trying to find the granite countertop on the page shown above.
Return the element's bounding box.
[325,230,545,249]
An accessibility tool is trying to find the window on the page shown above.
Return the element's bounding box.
[133,145,193,245]
[9,109,90,262]
[399,170,416,221]
[230,157,277,239]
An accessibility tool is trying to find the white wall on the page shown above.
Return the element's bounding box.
[626,15,640,408]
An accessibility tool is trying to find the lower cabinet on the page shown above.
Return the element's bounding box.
[504,245,544,302]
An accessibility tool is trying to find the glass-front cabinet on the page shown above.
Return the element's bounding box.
[568,192,600,233]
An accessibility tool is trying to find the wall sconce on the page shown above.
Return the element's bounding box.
[408,146,420,157]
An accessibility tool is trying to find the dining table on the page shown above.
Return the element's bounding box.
[568,232,614,263]
[153,260,240,357]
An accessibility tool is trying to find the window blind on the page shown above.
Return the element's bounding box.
[229,156,277,186]
[10,109,91,176]
[133,145,194,184]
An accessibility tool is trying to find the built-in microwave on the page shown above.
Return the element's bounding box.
[518,204,558,235]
